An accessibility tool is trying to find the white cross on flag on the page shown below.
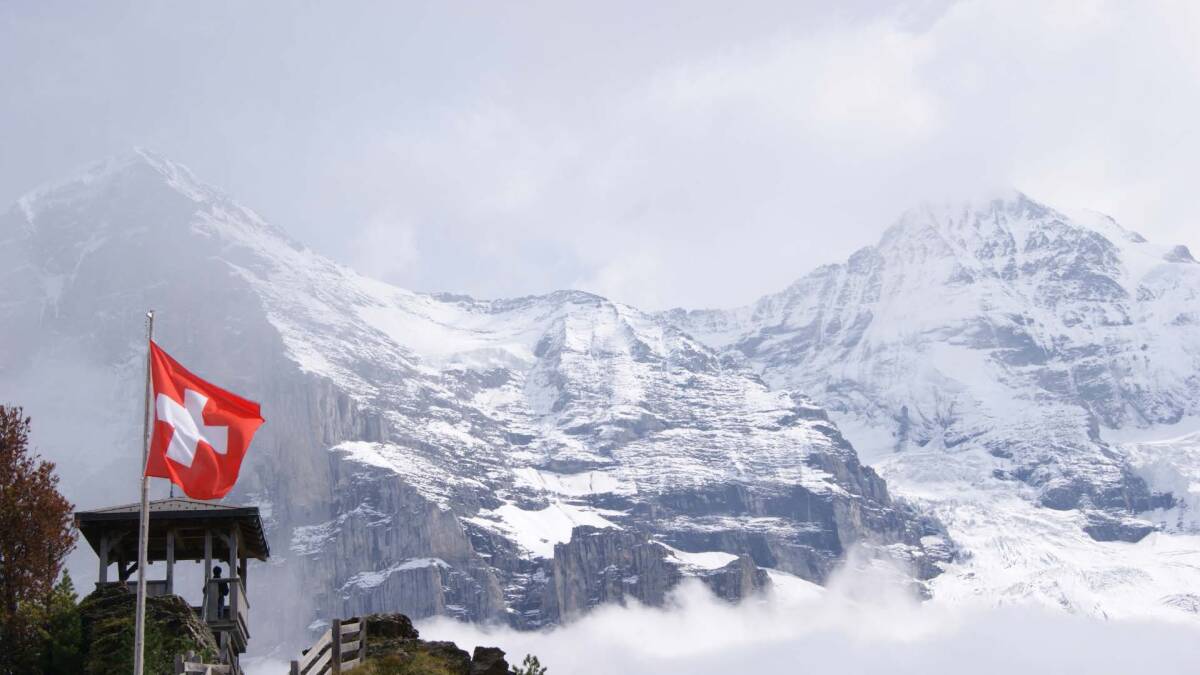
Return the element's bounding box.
[146,341,264,500]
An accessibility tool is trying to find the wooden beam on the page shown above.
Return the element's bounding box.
[120,559,137,582]
[331,617,342,675]
[166,529,175,595]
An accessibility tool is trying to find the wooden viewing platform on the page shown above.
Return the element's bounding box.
[75,498,271,675]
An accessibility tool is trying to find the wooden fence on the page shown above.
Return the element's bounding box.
[290,617,368,675]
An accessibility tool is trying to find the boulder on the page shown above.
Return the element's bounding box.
[470,646,511,675]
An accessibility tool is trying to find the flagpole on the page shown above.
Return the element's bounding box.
[134,310,155,675]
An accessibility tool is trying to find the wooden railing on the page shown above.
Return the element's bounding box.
[173,650,236,675]
[290,617,368,675]
[123,579,171,597]
[203,577,250,648]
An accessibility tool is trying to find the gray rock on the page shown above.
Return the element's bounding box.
[470,646,511,675]
[1083,511,1158,543]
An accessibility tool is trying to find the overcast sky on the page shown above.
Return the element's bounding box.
[4,1,1199,309]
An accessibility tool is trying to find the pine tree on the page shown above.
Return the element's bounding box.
[511,654,548,675]
[0,406,77,674]
[40,573,83,674]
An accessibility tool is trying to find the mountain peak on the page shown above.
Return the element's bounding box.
[14,148,220,224]
[6,148,312,262]
[892,189,1054,233]
[124,147,210,196]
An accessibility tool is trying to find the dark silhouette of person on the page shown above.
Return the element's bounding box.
[210,566,229,618]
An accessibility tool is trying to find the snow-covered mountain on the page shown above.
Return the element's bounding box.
[0,151,949,651]
[665,193,1200,621]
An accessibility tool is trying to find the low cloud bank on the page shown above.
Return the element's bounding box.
[246,560,1200,674]
[417,563,1200,675]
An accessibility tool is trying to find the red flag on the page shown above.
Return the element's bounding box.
[146,341,264,500]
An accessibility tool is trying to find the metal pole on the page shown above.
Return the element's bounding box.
[134,310,155,675]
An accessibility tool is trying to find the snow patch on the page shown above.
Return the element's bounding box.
[660,544,739,571]
[342,558,449,592]
[512,467,628,496]
[466,500,620,559]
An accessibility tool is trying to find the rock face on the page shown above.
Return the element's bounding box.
[664,193,1200,534]
[0,151,950,652]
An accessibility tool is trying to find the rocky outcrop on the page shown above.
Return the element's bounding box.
[543,527,686,621]
[698,555,770,601]
[470,647,511,675]
[1083,511,1158,543]
[78,585,218,675]
[360,613,512,675]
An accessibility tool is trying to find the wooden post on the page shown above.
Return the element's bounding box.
[204,529,213,579]
[228,527,239,623]
[228,526,238,575]
[289,660,300,675]
[359,618,367,664]
[99,534,109,583]
[173,653,184,674]
[203,529,213,621]
[166,529,175,595]
[331,617,342,674]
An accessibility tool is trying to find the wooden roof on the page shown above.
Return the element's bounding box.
[75,498,270,562]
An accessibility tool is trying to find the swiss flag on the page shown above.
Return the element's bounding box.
[146,341,264,500]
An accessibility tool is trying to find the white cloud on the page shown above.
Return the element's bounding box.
[648,22,938,148]
[346,218,420,285]
[417,561,1200,675]
[573,247,671,311]
[5,1,1200,308]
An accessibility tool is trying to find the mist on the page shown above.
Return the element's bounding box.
[421,568,1198,674]
[243,556,1200,674]
[5,1,1200,309]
